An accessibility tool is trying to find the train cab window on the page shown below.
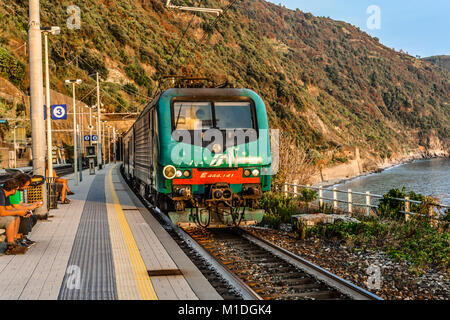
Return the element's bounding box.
[174,102,213,130]
[214,102,254,130]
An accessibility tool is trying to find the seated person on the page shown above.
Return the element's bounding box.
[0,179,33,255]
[46,166,74,204]
[10,173,43,247]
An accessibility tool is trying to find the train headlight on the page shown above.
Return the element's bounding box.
[163,165,177,180]
[252,169,260,177]
[213,190,223,199]
[183,170,191,178]
[176,170,183,178]
[244,169,252,177]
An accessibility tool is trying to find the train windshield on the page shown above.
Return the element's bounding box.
[173,102,255,131]
[215,102,254,129]
[173,102,214,130]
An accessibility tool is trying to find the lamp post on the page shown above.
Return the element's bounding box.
[65,79,82,185]
[102,121,106,165]
[96,73,103,170]
[13,125,17,168]
[113,127,116,164]
[41,26,60,177]
[78,102,83,182]
[86,106,93,146]
[107,125,112,164]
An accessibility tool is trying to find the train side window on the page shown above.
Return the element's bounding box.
[149,109,153,166]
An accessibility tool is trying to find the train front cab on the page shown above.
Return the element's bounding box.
[155,88,272,228]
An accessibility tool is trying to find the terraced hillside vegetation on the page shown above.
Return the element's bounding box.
[0,0,449,182]
[424,55,450,73]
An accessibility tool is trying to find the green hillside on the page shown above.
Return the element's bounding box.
[0,0,449,168]
[423,55,450,73]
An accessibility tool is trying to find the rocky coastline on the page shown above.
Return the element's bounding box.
[312,150,449,188]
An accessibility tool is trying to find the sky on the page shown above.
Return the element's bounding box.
[268,0,449,57]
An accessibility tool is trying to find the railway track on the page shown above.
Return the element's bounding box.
[54,165,75,177]
[124,169,382,301]
[148,204,382,301]
[0,164,74,183]
[185,228,382,300]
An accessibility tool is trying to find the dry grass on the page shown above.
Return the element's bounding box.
[272,133,317,188]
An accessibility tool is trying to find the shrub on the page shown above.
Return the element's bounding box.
[0,48,25,86]
[297,188,317,207]
[125,63,150,87]
[108,23,129,45]
[79,49,108,79]
[306,214,449,272]
[123,83,138,96]
[378,188,432,220]
[260,192,298,228]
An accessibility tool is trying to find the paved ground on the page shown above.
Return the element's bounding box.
[0,164,221,300]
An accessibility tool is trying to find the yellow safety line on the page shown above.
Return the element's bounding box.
[108,167,158,300]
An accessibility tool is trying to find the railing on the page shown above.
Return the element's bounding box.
[283,182,450,221]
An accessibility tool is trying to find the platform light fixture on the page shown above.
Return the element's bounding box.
[41,26,60,179]
[65,79,82,185]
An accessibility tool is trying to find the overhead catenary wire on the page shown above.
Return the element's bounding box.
[153,0,205,99]
[189,0,240,72]
[154,0,240,96]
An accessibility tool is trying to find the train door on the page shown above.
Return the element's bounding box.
[152,108,158,192]
[126,137,131,178]
[148,109,154,189]
[131,129,135,178]
[123,136,128,177]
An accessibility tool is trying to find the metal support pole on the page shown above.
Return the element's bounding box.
[113,127,116,164]
[29,0,47,217]
[348,189,353,214]
[108,126,111,164]
[78,121,83,182]
[89,107,93,146]
[405,196,410,222]
[333,187,338,211]
[319,186,323,207]
[96,72,102,169]
[102,122,106,165]
[72,83,78,185]
[366,191,371,216]
[13,126,17,168]
[44,32,53,176]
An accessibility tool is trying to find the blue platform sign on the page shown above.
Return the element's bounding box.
[51,104,67,120]
[92,135,98,142]
[84,135,91,142]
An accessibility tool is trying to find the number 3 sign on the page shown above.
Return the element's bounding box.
[51,105,68,120]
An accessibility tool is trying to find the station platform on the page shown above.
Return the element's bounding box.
[0,164,222,300]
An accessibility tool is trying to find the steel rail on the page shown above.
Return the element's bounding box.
[143,201,263,301]
[239,228,383,300]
